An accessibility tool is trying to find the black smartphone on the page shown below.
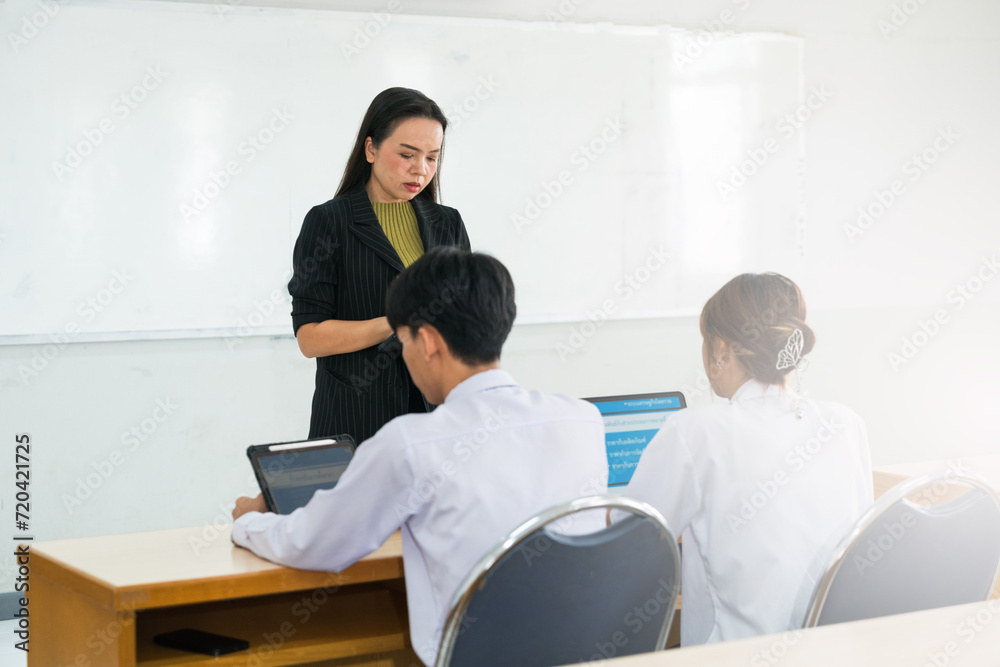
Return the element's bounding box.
[153,628,250,656]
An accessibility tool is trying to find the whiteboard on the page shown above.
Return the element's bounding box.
[0,0,803,342]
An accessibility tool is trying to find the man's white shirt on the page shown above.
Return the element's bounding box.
[625,379,873,646]
[232,369,608,665]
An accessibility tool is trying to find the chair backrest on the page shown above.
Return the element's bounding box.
[803,469,1000,627]
[435,494,680,667]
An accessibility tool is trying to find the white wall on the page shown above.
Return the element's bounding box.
[1,0,999,590]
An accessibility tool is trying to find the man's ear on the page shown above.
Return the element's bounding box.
[417,324,446,361]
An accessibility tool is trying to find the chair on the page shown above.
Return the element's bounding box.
[434,494,680,667]
[802,469,1000,627]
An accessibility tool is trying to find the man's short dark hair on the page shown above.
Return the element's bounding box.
[386,247,516,365]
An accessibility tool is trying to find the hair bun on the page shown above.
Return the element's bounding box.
[700,273,814,385]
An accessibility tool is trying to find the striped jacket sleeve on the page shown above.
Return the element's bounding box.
[288,203,342,334]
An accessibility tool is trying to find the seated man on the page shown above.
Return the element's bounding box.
[231,247,608,665]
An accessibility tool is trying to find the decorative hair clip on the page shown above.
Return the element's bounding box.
[776,329,808,419]
[776,329,804,371]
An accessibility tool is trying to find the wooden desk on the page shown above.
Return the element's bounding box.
[30,461,998,665]
[30,526,417,667]
[875,454,1000,492]
[593,599,1000,666]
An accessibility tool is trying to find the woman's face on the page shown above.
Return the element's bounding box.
[365,117,443,203]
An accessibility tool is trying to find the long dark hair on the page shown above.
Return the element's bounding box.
[336,87,449,203]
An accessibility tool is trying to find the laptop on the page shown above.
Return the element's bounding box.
[583,392,686,487]
[247,436,356,514]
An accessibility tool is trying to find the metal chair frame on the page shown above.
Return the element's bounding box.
[802,469,1000,628]
[434,494,680,667]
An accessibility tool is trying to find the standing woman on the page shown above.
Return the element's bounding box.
[289,87,470,444]
[624,273,873,646]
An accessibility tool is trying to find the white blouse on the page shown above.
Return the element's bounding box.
[625,379,873,645]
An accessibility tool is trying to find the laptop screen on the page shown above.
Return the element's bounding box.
[584,392,686,486]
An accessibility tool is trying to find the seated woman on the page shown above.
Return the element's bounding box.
[625,273,873,645]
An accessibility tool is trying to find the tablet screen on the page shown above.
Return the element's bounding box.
[250,440,355,514]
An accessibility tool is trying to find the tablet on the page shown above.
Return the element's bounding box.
[246,436,356,514]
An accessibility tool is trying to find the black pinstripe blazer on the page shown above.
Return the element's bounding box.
[289,185,471,444]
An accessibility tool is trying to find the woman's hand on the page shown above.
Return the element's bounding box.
[296,317,393,358]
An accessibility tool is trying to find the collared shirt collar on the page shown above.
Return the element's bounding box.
[443,368,519,404]
[730,378,785,403]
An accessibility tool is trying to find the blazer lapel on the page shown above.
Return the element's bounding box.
[347,186,405,273]
[411,194,442,250]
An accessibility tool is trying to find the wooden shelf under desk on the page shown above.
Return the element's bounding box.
[135,584,408,666]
